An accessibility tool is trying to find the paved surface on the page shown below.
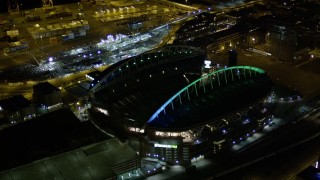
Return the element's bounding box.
[0,1,184,70]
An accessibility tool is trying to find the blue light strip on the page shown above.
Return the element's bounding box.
[147,66,265,123]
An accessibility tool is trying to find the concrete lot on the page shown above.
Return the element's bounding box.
[0,1,185,70]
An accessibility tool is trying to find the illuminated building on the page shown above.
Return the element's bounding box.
[91,46,274,166]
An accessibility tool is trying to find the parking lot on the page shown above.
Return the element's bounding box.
[0,0,185,71]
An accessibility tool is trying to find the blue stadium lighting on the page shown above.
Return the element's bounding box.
[222,129,227,134]
[147,66,266,123]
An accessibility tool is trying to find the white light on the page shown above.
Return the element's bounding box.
[154,144,177,148]
[96,107,109,116]
[204,60,211,68]
[48,57,53,62]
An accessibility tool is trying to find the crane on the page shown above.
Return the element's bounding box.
[42,0,53,7]
[7,0,19,13]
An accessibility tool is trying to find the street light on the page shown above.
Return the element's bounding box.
[250,37,255,49]
[40,35,44,51]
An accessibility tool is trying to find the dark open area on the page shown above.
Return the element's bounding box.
[0,108,109,171]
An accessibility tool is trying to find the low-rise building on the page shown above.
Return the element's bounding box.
[0,95,36,124]
[33,82,63,110]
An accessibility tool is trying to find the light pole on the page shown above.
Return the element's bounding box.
[40,35,44,51]
[250,37,255,50]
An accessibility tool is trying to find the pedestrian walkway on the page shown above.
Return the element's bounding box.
[231,117,285,152]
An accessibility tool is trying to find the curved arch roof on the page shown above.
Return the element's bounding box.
[147,66,269,129]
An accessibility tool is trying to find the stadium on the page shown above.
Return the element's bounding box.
[89,45,274,166]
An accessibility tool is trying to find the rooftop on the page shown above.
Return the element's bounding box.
[33,82,59,95]
[0,95,31,111]
[0,108,109,171]
[0,138,139,180]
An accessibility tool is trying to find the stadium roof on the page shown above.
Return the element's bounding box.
[147,75,272,130]
[146,66,272,130]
